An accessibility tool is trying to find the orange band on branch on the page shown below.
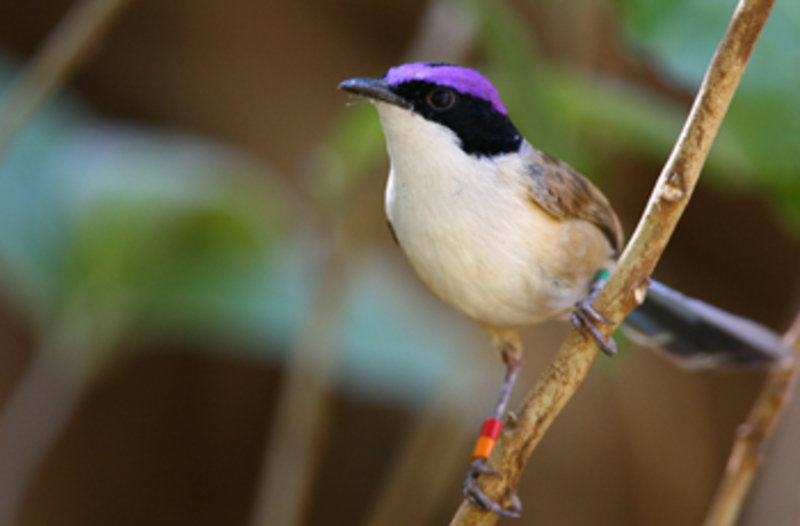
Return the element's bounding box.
[471,436,497,461]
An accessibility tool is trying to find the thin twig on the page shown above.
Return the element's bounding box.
[0,346,88,526]
[0,0,135,161]
[0,298,123,526]
[449,0,776,524]
[0,1,134,521]
[246,235,348,526]
[703,313,800,526]
[361,373,478,526]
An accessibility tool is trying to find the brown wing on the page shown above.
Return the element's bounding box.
[520,141,623,253]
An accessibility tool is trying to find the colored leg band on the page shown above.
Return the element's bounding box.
[471,417,503,461]
[593,269,610,283]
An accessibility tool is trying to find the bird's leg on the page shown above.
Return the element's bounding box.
[462,329,523,518]
[571,270,617,355]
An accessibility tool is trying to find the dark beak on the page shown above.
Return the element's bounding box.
[338,77,412,109]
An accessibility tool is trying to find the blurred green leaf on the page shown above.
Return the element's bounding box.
[0,92,289,373]
[310,103,386,211]
[615,0,800,228]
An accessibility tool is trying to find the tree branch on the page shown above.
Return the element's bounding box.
[703,313,800,526]
[247,238,348,526]
[449,0,776,523]
[0,343,88,525]
[0,0,135,162]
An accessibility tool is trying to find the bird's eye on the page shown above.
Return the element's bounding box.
[426,88,456,111]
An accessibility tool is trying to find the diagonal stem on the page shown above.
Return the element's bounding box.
[703,312,800,526]
[449,0,777,524]
[0,347,88,525]
[0,0,135,162]
[246,240,347,526]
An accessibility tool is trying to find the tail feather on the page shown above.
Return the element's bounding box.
[621,281,793,369]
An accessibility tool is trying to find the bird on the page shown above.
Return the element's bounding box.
[338,62,791,517]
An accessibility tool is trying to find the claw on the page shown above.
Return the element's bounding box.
[571,297,617,356]
[463,458,522,518]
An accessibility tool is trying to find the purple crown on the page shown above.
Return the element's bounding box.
[384,62,508,115]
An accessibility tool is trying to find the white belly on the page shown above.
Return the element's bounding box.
[378,104,612,329]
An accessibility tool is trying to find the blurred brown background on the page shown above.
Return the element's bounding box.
[0,1,798,525]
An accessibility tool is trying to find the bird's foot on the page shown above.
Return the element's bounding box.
[463,458,522,518]
[571,296,617,356]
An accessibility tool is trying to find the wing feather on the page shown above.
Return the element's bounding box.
[520,141,623,253]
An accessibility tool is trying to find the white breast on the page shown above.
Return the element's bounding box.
[377,103,610,328]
